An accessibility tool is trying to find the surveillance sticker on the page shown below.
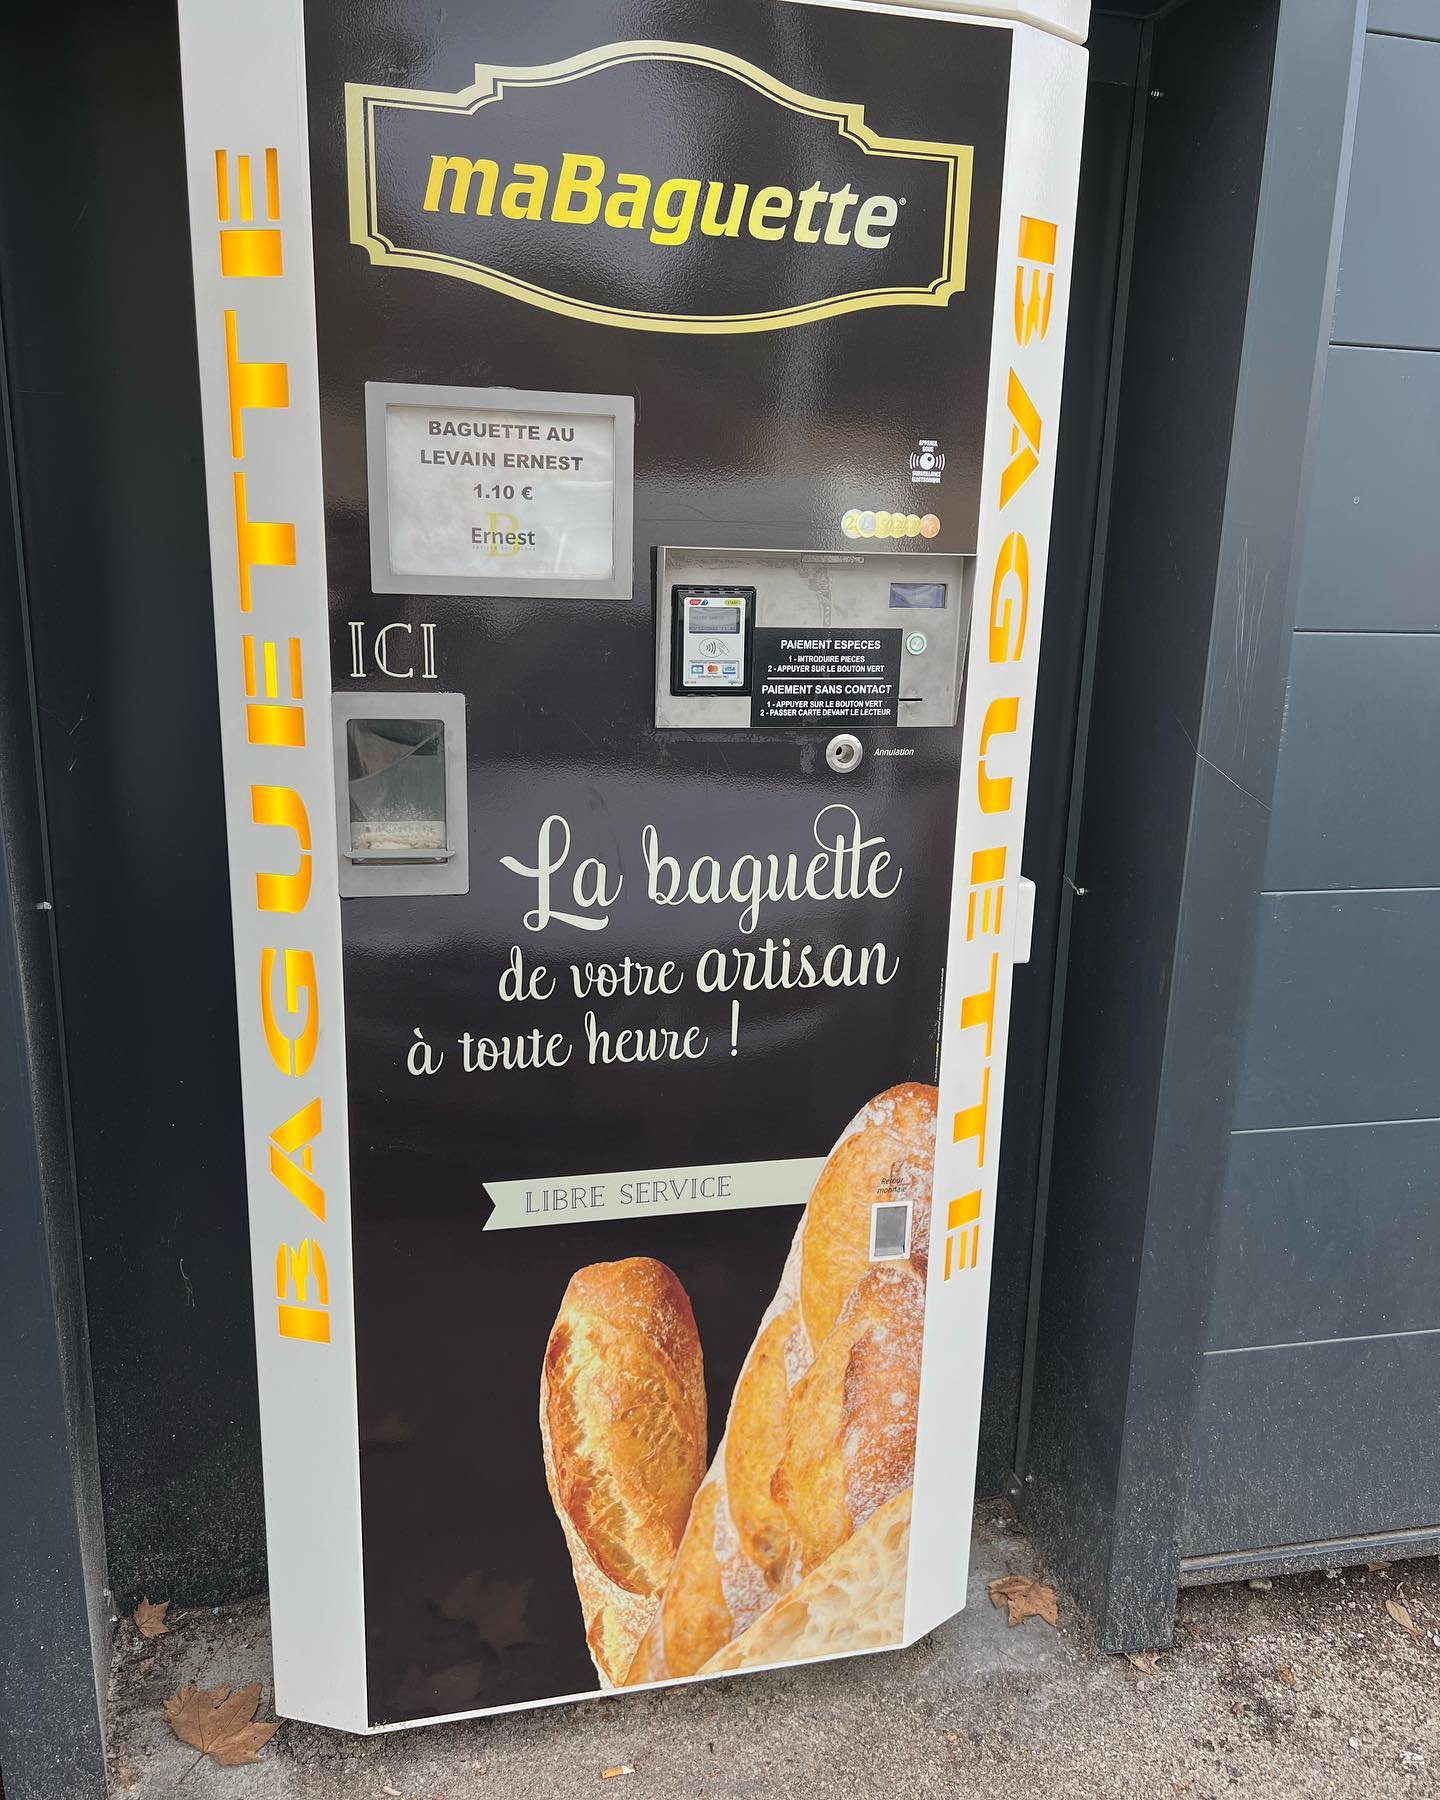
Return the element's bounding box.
[909,438,945,484]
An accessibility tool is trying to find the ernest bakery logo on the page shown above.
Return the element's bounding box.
[345,41,975,335]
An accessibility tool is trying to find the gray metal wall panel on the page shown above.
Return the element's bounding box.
[1186,14,1440,1566]
[1206,1121,1440,1350]
[1295,347,1440,631]
[1184,1333,1440,1552]
[1234,890,1440,1129]
[1025,0,1372,1646]
[1333,35,1440,348]
[1263,632,1440,888]
[1367,0,1440,39]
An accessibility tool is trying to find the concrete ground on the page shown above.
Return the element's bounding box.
[105,1513,1440,1799]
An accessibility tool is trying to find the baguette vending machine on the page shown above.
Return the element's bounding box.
[177,0,1088,1731]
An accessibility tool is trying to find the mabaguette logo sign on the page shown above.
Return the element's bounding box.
[345,42,976,335]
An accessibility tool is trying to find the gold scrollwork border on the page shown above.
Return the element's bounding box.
[344,40,975,335]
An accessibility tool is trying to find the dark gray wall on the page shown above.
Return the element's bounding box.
[1183,11,1440,1560]
[0,0,265,1613]
[1020,0,1369,1649]
[0,290,109,1797]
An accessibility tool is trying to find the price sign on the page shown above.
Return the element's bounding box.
[366,384,634,598]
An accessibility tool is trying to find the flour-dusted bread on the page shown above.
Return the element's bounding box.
[772,1263,925,1577]
[540,1258,706,1685]
[623,1084,936,1684]
[698,1487,912,1675]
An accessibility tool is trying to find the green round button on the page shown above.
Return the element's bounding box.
[905,631,928,655]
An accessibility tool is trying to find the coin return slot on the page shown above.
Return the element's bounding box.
[332,692,469,897]
[346,717,449,861]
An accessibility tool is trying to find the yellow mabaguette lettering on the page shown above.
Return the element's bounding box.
[700,180,749,238]
[423,154,500,215]
[651,177,701,247]
[500,162,549,220]
[748,184,794,241]
[552,153,605,224]
[410,148,935,260]
[605,172,652,231]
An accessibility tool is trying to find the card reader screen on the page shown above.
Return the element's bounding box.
[675,588,752,694]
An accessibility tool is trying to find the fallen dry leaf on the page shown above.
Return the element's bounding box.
[988,1575,1058,1629]
[1276,1665,1296,1686]
[1387,1599,1423,1643]
[1367,1561,1392,1573]
[1125,1651,1161,1674]
[163,1683,279,1767]
[112,1740,137,1793]
[601,1767,634,1780]
[134,1598,170,1640]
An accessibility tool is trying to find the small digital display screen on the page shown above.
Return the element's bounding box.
[889,582,947,609]
[687,610,741,634]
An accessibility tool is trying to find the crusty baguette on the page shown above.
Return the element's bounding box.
[622,1084,936,1684]
[540,1258,706,1685]
[698,1487,912,1675]
[772,1263,924,1576]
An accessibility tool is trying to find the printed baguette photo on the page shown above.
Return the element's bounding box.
[539,1083,936,1688]
[539,1258,707,1685]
